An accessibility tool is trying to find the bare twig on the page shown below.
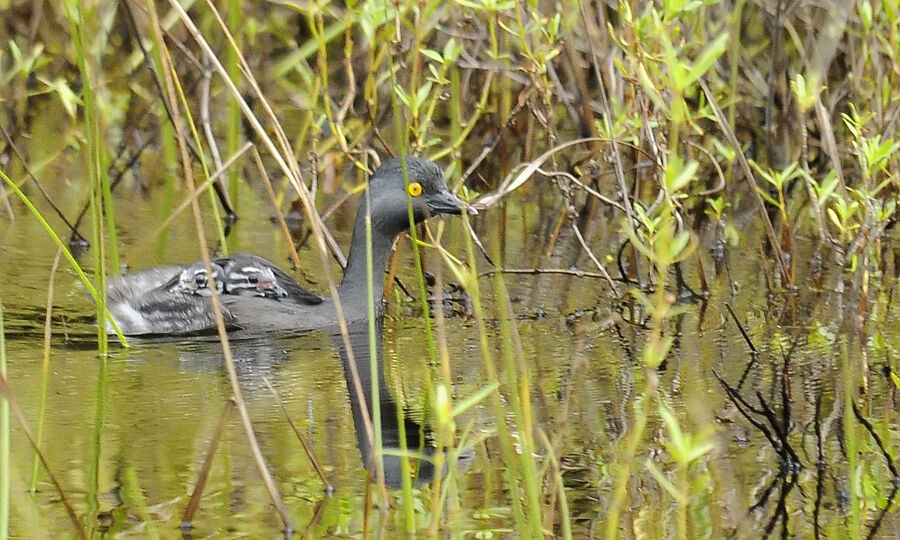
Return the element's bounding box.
[477,267,620,281]
[181,398,235,530]
[725,303,758,355]
[149,6,292,531]
[183,0,389,501]
[123,142,253,266]
[570,223,620,297]
[472,137,641,210]
[262,377,333,494]
[199,64,236,216]
[251,146,305,272]
[0,123,85,242]
[0,344,86,537]
[698,78,791,286]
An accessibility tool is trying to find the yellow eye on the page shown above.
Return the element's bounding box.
[407,182,423,197]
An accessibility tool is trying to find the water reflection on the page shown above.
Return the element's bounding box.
[167,318,442,490]
[334,319,437,489]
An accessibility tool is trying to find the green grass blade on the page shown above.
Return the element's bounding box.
[0,168,129,345]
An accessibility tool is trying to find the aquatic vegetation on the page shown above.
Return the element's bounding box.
[0,0,899,537]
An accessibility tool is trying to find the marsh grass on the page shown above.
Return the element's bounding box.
[28,251,60,493]
[1,0,900,537]
[1,301,8,540]
[63,0,114,355]
[0,302,86,537]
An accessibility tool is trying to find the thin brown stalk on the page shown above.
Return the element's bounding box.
[122,141,252,266]
[180,0,389,500]
[30,250,61,491]
[303,496,331,539]
[149,5,292,531]
[261,377,333,493]
[543,206,567,262]
[251,146,304,272]
[181,398,235,529]
[698,77,791,286]
[0,371,86,539]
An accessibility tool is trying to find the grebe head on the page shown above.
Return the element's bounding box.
[168,261,226,296]
[219,257,289,299]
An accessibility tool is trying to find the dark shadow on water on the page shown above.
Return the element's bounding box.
[334,319,439,488]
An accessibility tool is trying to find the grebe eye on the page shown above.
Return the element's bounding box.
[407,182,422,197]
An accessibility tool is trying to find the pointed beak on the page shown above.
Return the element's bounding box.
[426,189,477,216]
[259,281,289,298]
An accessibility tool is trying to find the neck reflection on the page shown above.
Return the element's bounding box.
[334,320,436,489]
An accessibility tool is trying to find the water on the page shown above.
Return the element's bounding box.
[2,163,900,537]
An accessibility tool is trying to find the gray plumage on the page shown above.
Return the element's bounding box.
[103,157,470,337]
[106,264,235,336]
[214,252,323,304]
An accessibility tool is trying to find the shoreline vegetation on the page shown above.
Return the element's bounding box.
[1,0,899,537]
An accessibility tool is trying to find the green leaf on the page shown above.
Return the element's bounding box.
[393,84,411,108]
[860,0,873,31]
[816,170,839,201]
[413,81,434,115]
[757,187,780,208]
[427,63,445,84]
[8,39,21,66]
[669,231,692,261]
[826,208,843,230]
[453,0,485,10]
[41,77,80,118]
[667,158,698,192]
[790,72,819,111]
[636,63,666,111]
[621,220,656,262]
[451,381,500,417]
[443,38,461,62]
[711,138,736,162]
[646,460,685,502]
[659,405,685,448]
[420,48,443,64]
[683,32,729,87]
[541,47,561,64]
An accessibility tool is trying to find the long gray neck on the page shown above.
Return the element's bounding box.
[338,196,400,313]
